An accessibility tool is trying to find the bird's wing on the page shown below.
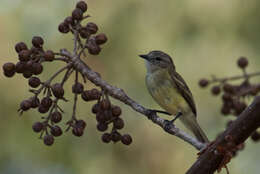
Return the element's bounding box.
[169,70,197,116]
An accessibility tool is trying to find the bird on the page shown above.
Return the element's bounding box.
[139,50,209,143]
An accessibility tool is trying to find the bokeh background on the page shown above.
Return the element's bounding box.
[1,0,260,173]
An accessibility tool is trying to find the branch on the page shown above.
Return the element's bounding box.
[60,49,206,150]
[186,96,260,174]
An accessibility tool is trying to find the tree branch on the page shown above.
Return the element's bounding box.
[186,96,260,174]
[60,49,206,150]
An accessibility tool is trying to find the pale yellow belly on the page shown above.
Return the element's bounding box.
[145,72,190,115]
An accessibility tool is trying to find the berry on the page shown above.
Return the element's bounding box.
[103,110,112,121]
[58,22,70,33]
[100,99,110,110]
[31,62,43,75]
[221,106,230,115]
[51,126,63,137]
[51,111,62,123]
[222,93,232,102]
[113,118,124,129]
[97,123,108,132]
[75,120,86,129]
[32,36,44,48]
[64,16,74,25]
[15,42,28,53]
[111,131,121,142]
[51,83,64,98]
[76,1,88,12]
[87,42,101,55]
[79,27,89,38]
[30,96,40,108]
[251,131,260,142]
[72,82,84,94]
[32,122,44,133]
[95,33,108,45]
[223,83,235,94]
[3,62,15,73]
[43,135,54,146]
[86,22,98,34]
[81,89,101,101]
[20,100,31,111]
[4,71,15,78]
[72,127,84,137]
[111,106,121,117]
[23,71,32,79]
[199,79,209,88]
[72,8,83,20]
[28,77,41,88]
[102,133,111,143]
[38,105,49,113]
[15,61,26,73]
[44,50,55,61]
[121,134,132,145]
[18,50,31,61]
[96,112,106,123]
[41,97,53,108]
[92,103,100,114]
[237,57,248,69]
[211,86,221,95]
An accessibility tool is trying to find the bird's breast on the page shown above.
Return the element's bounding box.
[145,70,190,115]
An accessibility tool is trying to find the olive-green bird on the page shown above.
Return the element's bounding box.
[140,50,209,143]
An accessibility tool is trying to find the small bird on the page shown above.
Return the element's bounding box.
[139,50,209,143]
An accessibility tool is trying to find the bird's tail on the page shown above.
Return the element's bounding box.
[180,113,209,143]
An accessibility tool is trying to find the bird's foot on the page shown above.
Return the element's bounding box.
[163,112,182,132]
[146,109,171,120]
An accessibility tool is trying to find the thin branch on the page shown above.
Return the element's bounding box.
[211,71,260,83]
[186,96,260,174]
[60,49,205,150]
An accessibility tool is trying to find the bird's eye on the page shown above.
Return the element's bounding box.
[155,57,162,61]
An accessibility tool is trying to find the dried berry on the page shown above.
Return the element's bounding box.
[92,103,100,114]
[3,62,16,73]
[95,33,107,45]
[86,22,98,34]
[15,61,26,73]
[97,123,108,132]
[237,57,248,69]
[75,120,86,129]
[51,83,64,98]
[41,97,53,108]
[199,79,209,88]
[103,110,112,121]
[32,36,44,48]
[96,112,106,123]
[111,106,122,117]
[113,118,124,129]
[81,89,101,101]
[64,16,74,25]
[51,126,63,137]
[223,83,235,94]
[102,133,111,143]
[100,99,110,110]
[38,105,49,113]
[211,86,221,95]
[51,111,62,123]
[32,122,44,133]
[79,27,89,38]
[30,96,40,108]
[76,1,88,12]
[18,50,31,61]
[72,127,84,137]
[31,62,43,75]
[72,8,83,20]
[121,134,132,145]
[23,71,33,79]
[43,135,54,146]
[87,42,101,55]
[4,71,15,78]
[58,22,70,33]
[28,77,41,88]
[111,131,121,142]
[20,100,31,111]
[15,42,28,53]
[72,82,84,94]
[222,93,232,102]
[44,50,55,61]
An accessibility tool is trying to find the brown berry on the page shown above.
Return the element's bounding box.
[95,33,108,45]
[23,71,32,79]
[72,127,84,137]
[28,77,41,88]
[97,123,108,132]
[211,86,221,95]
[223,83,235,94]
[96,112,106,123]
[104,110,113,121]
[51,111,62,123]
[44,50,55,61]
[111,131,121,142]
[3,62,15,73]
[18,50,31,61]
[86,22,98,34]
[121,134,132,145]
[221,106,230,115]
[251,131,260,142]
[51,126,63,137]
[43,135,54,146]
[38,105,49,113]
[102,133,111,143]
[79,27,89,38]
[72,82,84,94]
[15,61,26,73]
[41,97,53,108]
[4,71,15,78]
[112,106,121,117]
[15,42,28,53]
[51,83,64,98]
[222,93,232,102]
[72,8,83,20]
[113,118,124,129]
[100,99,110,110]
[87,42,101,55]
[30,96,40,108]
[199,79,209,88]
[32,62,43,75]
[92,103,100,114]
[237,57,248,69]
[76,1,87,12]
[32,36,44,48]
[75,120,86,129]
[58,22,70,33]
[64,16,74,25]
[32,122,44,133]
[20,100,31,111]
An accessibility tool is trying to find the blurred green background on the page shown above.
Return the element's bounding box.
[1,0,260,173]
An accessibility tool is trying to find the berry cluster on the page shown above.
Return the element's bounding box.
[199,56,260,143]
[2,1,131,146]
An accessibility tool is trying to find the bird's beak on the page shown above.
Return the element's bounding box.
[139,54,149,60]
